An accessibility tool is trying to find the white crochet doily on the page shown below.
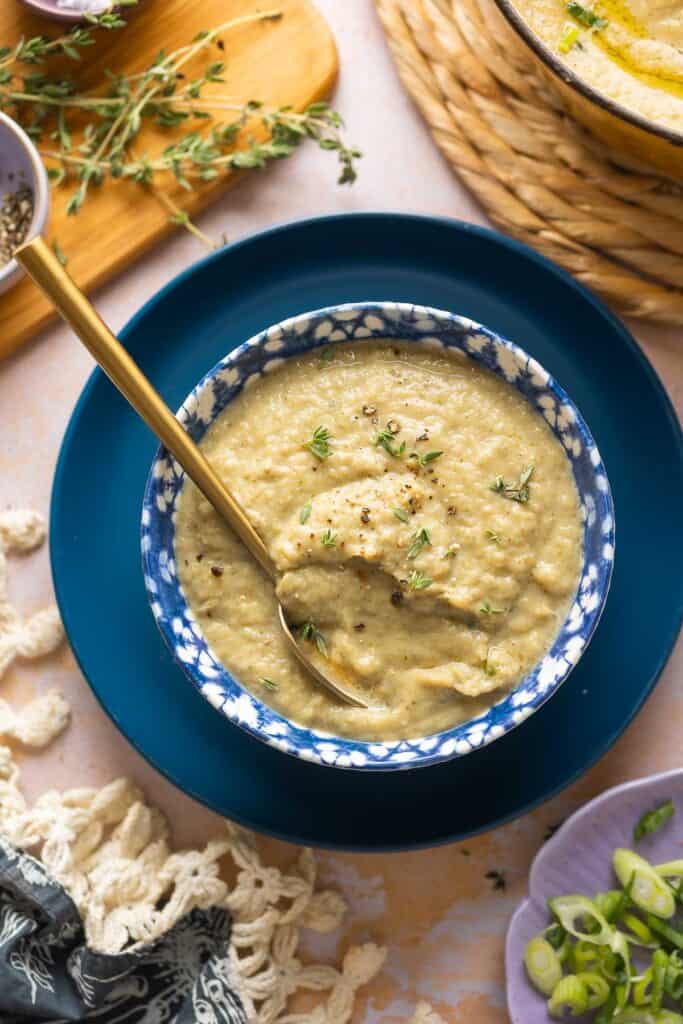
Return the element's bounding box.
[0,509,451,1022]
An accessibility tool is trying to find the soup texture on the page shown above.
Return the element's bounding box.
[512,0,683,132]
[175,341,582,741]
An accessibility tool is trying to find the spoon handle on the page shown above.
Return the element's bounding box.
[17,236,276,581]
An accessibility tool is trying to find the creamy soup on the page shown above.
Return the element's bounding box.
[512,0,683,133]
[175,342,582,741]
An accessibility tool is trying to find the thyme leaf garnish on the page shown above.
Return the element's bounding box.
[320,528,337,548]
[374,421,406,457]
[304,425,332,460]
[567,1,608,28]
[407,527,432,560]
[485,529,503,544]
[258,676,278,691]
[298,620,328,657]
[392,507,410,523]
[480,601,504,615]
[491,465,534,503]
[408,570,433,590]
[409,450,443,468]
[51,239,68,266]
[300,500,312,524]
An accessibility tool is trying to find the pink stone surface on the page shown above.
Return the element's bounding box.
[0,2,681,1020]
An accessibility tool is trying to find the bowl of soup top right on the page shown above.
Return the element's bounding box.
[141,302,615,771]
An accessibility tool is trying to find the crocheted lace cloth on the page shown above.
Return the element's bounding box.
[0,509,391,1022]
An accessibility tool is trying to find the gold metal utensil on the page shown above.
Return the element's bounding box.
[17,235,370,710]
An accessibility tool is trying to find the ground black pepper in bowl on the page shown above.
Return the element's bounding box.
[0,185,34,265]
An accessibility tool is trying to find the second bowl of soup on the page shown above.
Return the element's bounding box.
[141,302,614,770]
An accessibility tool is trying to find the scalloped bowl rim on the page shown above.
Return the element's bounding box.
[141,301,615,772]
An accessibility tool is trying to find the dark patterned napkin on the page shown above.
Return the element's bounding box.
[0,838,247,1023]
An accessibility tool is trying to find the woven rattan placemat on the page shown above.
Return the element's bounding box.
[375,0,683,326]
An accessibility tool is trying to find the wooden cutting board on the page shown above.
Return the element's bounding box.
[0,0,338,359]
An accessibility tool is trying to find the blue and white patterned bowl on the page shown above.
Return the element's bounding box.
[141,302,614,771]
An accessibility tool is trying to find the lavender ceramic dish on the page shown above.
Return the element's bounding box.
[19,0,117,23]
[507,769,683,1022]
[0,113,50,296]
[141,301,614,772]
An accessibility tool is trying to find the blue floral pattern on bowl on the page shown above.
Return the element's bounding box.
[141,302,614,771]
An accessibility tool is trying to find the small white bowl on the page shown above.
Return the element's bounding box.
[0,113,50,296]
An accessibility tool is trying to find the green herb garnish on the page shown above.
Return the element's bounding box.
[51,239,68,266]
[304,425,332,460]
[393,507,410,523]
[483,655,497,676]
[320,528,337,548]
[485,529,503,544]
[375,421,406,457]
[444,546,458,559]
[300,500,312,524]
[634,800,675,841]
[480,601,504,615]
[567,2,608,27]
[298,621,328,657]
[558,22,580,52]
[258,676,278,691]
[319,347,335,362]
[491,465,534,503]
[407,527,432,560]
[409,450,443,468]
[3,8,360,247]
[408,570,433,590]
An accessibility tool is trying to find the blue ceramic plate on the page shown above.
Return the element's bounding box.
[51,213,683,851]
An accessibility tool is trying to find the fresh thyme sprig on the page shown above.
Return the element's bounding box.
[0,6,361,245]
[407,527,431,560]
[407,570,432,590]
[491,465,534,503]
[374,421,405,458]
[480,601,504,616]
[304,426,332,460]
[320,528,337,548]
[300,500,312,524]
[409,449,443,468]
[392,507,410,523]
[298,621,328,656]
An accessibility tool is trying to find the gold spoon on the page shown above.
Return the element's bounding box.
[17,236,370,710]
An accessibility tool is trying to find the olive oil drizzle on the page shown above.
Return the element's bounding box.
[568,0,683,99]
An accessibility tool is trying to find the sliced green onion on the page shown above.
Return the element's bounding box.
[548,975,588,1018]
[610,1012,657,1024]
[646,914,683,950]
[633,966,652,1005]
[635,800,675,841]
[664,948,683,1000]
[604,930,632,1008]
[558,22,580,52]
[595,889,626,922]
[549,894,613,945]
[656,1012,683,1023]
[655,860,683,878]
[524,936,563,995]
[576,971,610,1009]
[621,911,654,945]
[652,947,669,1008]
[595,988,618,1024]
[613,850,676,919]
[571,939,599,971]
